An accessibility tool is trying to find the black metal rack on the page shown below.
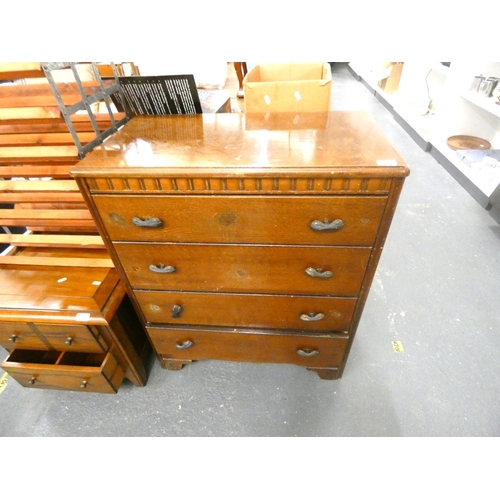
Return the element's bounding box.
[41,62,132,158]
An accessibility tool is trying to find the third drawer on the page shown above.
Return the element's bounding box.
[135,290,357,332]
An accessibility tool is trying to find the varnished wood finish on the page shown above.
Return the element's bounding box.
[0,64,152,393]
[0,322,106,353]
[93,195,386,246]
[113,243,370,296]
[0,68,125,239]
[0,323,47,350]
[0,255,114,267]
[1,350,123,393]
[72,113,408,174]
[0,247,151,391]
[135,291,356,331]
[0,234,105,249]
[72,112,410,379]
[147,326,349,368]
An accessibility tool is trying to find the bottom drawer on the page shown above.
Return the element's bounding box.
[1,350,124,394]
[147,326,348,368]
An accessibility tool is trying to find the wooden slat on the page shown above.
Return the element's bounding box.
[71,112,126,122]
[0,132,97,146]
[0,145,79,160]
[16,202,88,209]
[0,62,45,80]
[0,255,114,267]
[0,208,95,227]
[0,68,118,273]
[0,115,122,131]
[0,234,105,248]
[0,164,74,178]
[0,107,60,120]
[0,122,95,134]
[1,192,84,203]
[25,226,99,233]
[0,208,92,219]
[0,81,114,108]
[0,179,79,192]
[0,178,83,203]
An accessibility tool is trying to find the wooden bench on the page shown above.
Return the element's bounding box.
[0,63,151,393]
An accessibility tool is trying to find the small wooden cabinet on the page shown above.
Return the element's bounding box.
[72,111,409,379]
[0,247,151,393]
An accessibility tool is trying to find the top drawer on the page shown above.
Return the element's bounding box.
[93,195,386,246]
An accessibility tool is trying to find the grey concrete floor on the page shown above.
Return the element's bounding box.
[1,63,500,437]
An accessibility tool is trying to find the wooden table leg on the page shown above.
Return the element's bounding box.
[233,62,248,98]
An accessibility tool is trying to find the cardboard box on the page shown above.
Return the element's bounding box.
[243,63,332,113]
[378,62,403,94]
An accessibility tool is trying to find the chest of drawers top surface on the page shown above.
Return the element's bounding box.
[71,112,409,177]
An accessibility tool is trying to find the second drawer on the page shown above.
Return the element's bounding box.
[114,243,371,296]
[135,290,356,332]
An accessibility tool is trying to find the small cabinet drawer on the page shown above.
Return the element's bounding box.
[1,350,124,393]
[94,195,386,246]
[147,326,348,368]
[115,243,371,296]
[0,322,47,350]
[35,324,107,353]
[0,322,107,353]
[136,290,356,332]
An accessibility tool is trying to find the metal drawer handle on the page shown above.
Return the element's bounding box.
[305,267,333,279]
[9,335,17,343]
[132,216,163,228]
[300,312,325,322]
[80,380,88,388]
[310,219,344,232]
[149,264,176,274]
[176,340,194,350]
[28,377,36,385]
[171,305,183,318]
[297,348,319,357]
[65,337,74,346]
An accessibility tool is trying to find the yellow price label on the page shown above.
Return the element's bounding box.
[0,372,9,395]
[392,341,404,353]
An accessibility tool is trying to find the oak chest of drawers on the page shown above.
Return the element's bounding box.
[72,111,409,380]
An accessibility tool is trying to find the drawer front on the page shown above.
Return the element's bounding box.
[0,323,107,353]
[135,290,356,332]
[147,326,348,368]
[114,243,371,296]
[0,322,47,350]
[35,324,107,353]
[1,350,123,393]
[94,195,386,246]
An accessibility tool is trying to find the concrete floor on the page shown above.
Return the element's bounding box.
[1,63,500,437]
